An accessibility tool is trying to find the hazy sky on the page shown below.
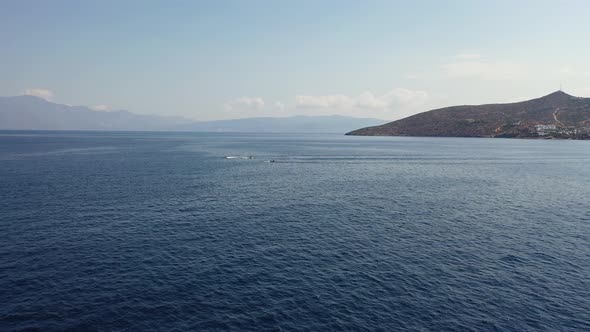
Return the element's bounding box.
[2,0,590,121]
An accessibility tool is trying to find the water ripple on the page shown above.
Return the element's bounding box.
[1,132,589,331]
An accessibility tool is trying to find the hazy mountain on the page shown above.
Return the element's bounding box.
[347,91,590,139]
[0,95,386,133]
[179,115,386,133]
[0,95,188,131]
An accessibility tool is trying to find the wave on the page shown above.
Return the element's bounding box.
[224,156,254,159]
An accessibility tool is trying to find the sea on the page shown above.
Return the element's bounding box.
[1,131,589,332]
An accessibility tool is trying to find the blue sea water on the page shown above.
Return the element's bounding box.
[1,131,589,332]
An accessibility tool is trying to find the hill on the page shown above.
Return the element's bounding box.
[346,91,590,139]
[0,95,187,131]
[180,115,386,133]
[0,95,385,133]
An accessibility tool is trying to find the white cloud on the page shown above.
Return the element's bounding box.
[295,94,355,109]
[23,88,53,100]
[274,101,286,110]
[442,55,526,80]
[224,96,265,111]
[383,88,429,107]
[295,88,429,111]
[92,104,111,111]
[356,92,389,109]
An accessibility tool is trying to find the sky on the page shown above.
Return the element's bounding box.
[2,0,590,121]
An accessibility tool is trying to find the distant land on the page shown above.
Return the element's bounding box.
[0,95,188,131]
[176,115,385,133]
[0,95,385,133]
[347,91,590,139]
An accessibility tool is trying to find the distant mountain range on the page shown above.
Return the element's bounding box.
[0,95,188,131]
[0,95,385,133]
[347,91,590,139]
[176,115,385,133]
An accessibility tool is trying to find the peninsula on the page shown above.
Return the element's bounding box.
[346,91,590,139]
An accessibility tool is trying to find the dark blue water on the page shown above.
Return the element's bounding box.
[1,131,589,331]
